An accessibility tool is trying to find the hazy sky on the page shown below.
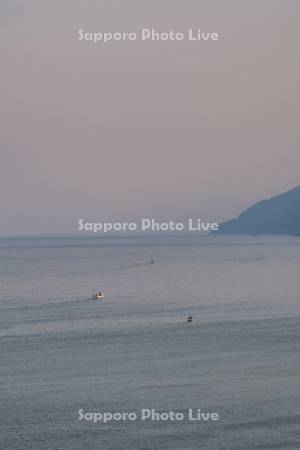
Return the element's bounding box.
[1,0,299,235]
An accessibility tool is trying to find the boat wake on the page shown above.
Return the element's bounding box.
[118,260,155,271]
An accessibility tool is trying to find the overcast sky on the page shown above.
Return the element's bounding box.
[0,0,299,235]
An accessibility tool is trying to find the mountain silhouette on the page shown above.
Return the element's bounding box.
[216,185,300,235]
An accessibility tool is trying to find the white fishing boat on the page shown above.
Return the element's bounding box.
[93,292,104,300]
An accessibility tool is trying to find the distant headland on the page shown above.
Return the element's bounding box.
[215,185,300,235]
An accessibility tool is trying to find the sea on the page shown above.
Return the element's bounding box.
[1,236,300,450]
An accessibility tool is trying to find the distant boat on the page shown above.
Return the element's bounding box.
[93,292,104,300]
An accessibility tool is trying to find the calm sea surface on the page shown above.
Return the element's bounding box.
[1,236,300,449]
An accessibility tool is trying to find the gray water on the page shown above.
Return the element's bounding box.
[1,236,300,450]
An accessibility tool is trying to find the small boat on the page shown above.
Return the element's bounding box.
[187,316,193,323]
[93,292,104,300]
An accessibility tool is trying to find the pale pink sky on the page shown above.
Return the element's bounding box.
[0,0,299,234]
